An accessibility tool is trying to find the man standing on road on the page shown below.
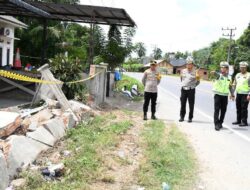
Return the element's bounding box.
[179,57,200,123]
[232,61,250,127]
[211,61,234,131]
[142,60,161,120]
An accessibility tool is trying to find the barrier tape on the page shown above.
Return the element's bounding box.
[0,70,103,85]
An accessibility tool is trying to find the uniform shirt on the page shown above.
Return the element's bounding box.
[142,68,160,93]
[180,68,200,88]
[233,72,250,95]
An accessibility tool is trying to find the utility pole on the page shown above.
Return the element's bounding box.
[222,27,236,64]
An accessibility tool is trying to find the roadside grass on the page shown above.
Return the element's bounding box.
[19,113,133,190]
[138,121,197,190]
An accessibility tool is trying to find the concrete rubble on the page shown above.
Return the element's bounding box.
[0,150,9,190]
[0,99,93,190]
[0,111,22,138]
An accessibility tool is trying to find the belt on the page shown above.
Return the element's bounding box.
[182,86,195,90]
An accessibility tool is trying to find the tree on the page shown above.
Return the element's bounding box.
[192,47,211,67]
[102,25,126,70]
[175,51,187,59]
[135,42,146,58]
[152,47,162,59]
[123,27,136,57]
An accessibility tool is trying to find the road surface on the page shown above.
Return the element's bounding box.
[127,72,250,190]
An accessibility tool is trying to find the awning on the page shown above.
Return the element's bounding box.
[0,0,136,27]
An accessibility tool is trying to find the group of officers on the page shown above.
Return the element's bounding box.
[142,58,250,131]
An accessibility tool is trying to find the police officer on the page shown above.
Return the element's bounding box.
[211,61,234,131]
[232,61,250,127]
[142,60,161,120]
[179,57,200,123]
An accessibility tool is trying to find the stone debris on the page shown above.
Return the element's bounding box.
[28,121,38,132]
[5,135,49,178]
[26,126,56,147]
[10,178,26,188]
[0,150,9,190]
[0,99,92,189]
[0,111,22,138]
[44,118,66,140]
[30,109,53,123]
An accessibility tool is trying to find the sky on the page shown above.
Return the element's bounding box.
[80,0,250,55]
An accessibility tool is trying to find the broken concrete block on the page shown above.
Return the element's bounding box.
[30,109,53,123]
[0,150,9,190]
[46,99,60,109]
[21,117,31,131]
[28,122,38,132]
[0,111,22,138]
[11,178,26,188]
[52,109,62,117]
[27,126,56,147]
[69,100,91,113]
[44,118,66,140]
[62,112,76,129]
[5,135,49,178]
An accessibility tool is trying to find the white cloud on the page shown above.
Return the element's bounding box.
[80,0,250,55]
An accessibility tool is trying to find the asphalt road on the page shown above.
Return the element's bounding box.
[127,72,250,189]
[127,72,250,140]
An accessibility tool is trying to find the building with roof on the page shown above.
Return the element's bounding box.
[0,16,27,68]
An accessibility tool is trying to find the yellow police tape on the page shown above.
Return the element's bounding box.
[0,70,102,84]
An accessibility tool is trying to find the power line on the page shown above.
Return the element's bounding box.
[222,27,236,64]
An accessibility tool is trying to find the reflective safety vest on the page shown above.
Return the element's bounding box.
[213,74,231,96]
[235,72,250,94]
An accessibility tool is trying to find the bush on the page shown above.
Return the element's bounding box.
[49,54,87,101]
[116,74,144,94]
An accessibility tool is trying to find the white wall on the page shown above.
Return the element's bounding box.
[0,23,15,67]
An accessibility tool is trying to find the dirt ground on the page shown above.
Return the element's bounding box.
[90,109,144,190]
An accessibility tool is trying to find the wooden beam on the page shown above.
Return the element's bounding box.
[0,76,35,95]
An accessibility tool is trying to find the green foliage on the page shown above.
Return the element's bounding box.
[123,58,144,72]
[192,47,211,68]
[175,51,188,59]
[138,121,197,190]
[152,47,162,59]
[49,54,87,101]
[135,42,146,58]
[116,74,144,94]
[19,114,132,190]
[102,25,136,70]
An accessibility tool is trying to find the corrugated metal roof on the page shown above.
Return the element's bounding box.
[0,0,136,26]
[170,58,186,67]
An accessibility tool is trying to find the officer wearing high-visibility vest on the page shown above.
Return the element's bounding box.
[211,61,234,131]
[232,61,250,127]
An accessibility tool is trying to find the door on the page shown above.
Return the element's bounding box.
[0,47,2,67]
[6,48,10,66]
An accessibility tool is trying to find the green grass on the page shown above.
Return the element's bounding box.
[19,113,133,190]
[116,74,144,94]
[138,121,197,190]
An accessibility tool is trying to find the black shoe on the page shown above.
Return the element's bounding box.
[232,121,241,125]
[143,113,147,120]
[219,123,223,129]
[239,123,248,127]
[151,115,157,120]
[179,118,184,122]
[215,124,220,131]
[188,119,192,123]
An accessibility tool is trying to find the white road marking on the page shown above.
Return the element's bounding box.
[159,86,250,143]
